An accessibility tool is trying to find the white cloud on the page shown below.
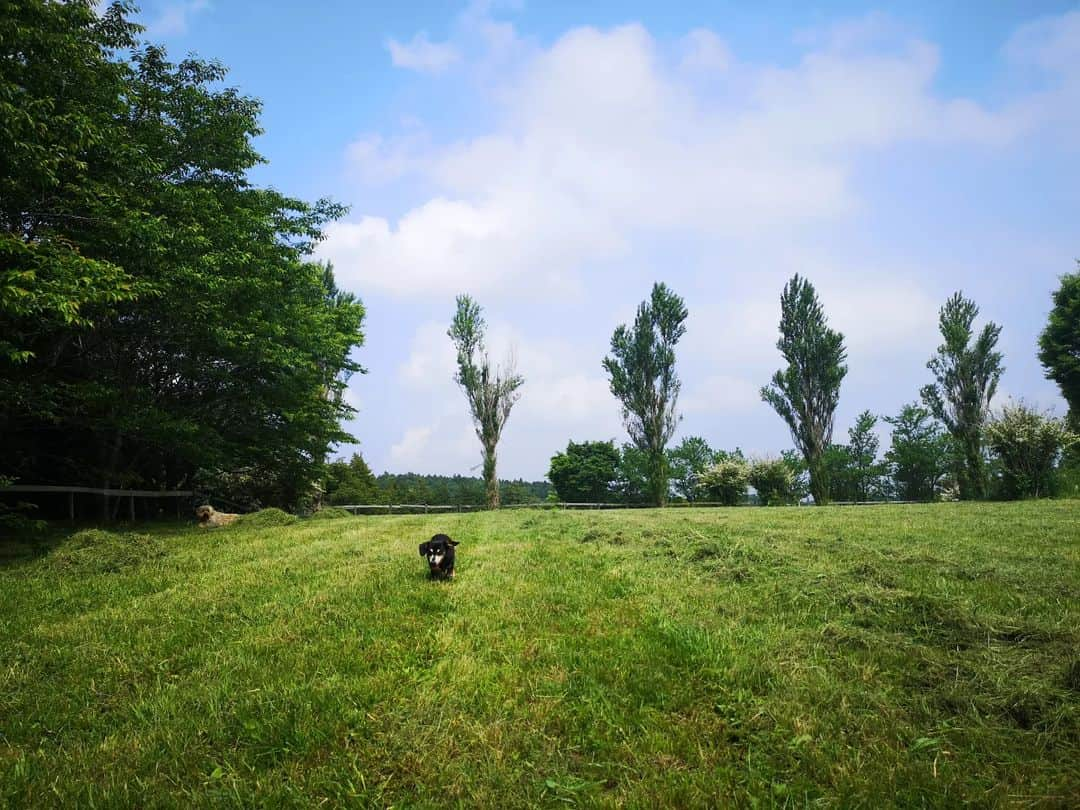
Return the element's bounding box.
[389,426,435,467]
[1005,10,1080,73]
[680,29,731,72]
[386,32,460,73]
[330,8,1075,477]
[321,15,1058,299]
[146,0,209,37]
[682,375,760,414]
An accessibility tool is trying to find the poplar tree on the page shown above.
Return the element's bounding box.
[603,283,688,506]
[760,275,847,504]
[448,295,523,509]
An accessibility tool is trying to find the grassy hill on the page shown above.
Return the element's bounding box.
[1,503,1078,807]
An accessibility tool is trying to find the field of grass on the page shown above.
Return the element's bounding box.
[1,502,1078,807]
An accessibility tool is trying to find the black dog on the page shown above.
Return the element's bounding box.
[419,533,459,580]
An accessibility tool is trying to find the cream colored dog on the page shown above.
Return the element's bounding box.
[195,504,239,528]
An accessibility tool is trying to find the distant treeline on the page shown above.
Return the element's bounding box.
[324,455,550,506]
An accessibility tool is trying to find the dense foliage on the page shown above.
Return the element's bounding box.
[747,456,801,506]
[985,403,1076,499]
[667,436,717,501]
[824,411,887,502]
[698,454,749,505]
[921,292,1003,501]
[547,440,621,503]
[884,403,952,501]
[1038,263,1080,431]
[0,1,365,511]
[761,275,847,504]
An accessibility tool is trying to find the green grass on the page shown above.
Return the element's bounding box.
[1,503,1078,807]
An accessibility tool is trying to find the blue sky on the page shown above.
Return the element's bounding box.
[136,0,1079,480]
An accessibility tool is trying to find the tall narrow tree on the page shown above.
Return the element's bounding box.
[920,292,1003,500]
[847,410,884,501]
[760,275,847,504]
[603,282,688,506]
[448,295,524,509]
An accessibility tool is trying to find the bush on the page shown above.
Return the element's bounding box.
[748,457,798,506]
[698,458,749,505]
[985,403,1077,499]
[234,508,297,528]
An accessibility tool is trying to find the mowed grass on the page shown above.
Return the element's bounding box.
[1,503,1078,808]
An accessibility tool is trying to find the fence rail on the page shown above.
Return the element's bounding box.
[336,498,927,515]
[1,484,195,520]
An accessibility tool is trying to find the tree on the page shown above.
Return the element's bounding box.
[921,292,1003,500]
[747,457,799,506]
[884,403,951,501]
[603,283,688,506]
[985,403,1076,499]
[847,411,884,501]
[1,11,366,511]
[823,444,857,502]
[667,436,715,501]
[0,0,141,364]
[548,440,620,503]
[448,295,523,510]
[613,444,652,504]
[760,275,847,504]
[698,455,749,505]
[326,453,379,505]
[1038,263,1080,432]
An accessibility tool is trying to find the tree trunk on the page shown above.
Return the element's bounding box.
[808,455,829,505]
[647,448,667,507]
[958,433,986,500]
[483,444,499,510]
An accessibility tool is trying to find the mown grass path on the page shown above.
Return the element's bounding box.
[1,503,1078,807]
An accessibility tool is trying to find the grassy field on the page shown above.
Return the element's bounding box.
[1,503,1078,808]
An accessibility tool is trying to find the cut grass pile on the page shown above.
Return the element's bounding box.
[1,502,1078,807]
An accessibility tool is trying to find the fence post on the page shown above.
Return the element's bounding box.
[68,492,75,522]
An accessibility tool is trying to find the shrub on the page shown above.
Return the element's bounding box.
[748,457,798,506]
[985,403,1077,499]
[698,458,749,505]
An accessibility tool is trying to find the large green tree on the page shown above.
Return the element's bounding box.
[448,295,524,510]
[921,292,1003,500]
[1038,263,1080,432]
[1,3,365,511]
[547,440,620,503]
[603,283,688,506]
[326,453,379,506]
[760,275,847,504]
[667,436,715,501]
[884,403,951,501]
[0,0,141,364]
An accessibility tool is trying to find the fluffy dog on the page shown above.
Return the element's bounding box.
[195,504,239,528]
[419,533,459,579]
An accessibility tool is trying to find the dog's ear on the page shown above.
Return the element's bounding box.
[449,538,459,546]
[419,542,429,557]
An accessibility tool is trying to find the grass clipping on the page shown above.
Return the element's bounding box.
[233,508,297,528]
[48,529,165,574]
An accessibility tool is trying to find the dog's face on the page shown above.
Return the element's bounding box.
[195,505,213,522]
[419,533,459,569]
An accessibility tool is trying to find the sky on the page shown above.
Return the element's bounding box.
[134,0,1079,481]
